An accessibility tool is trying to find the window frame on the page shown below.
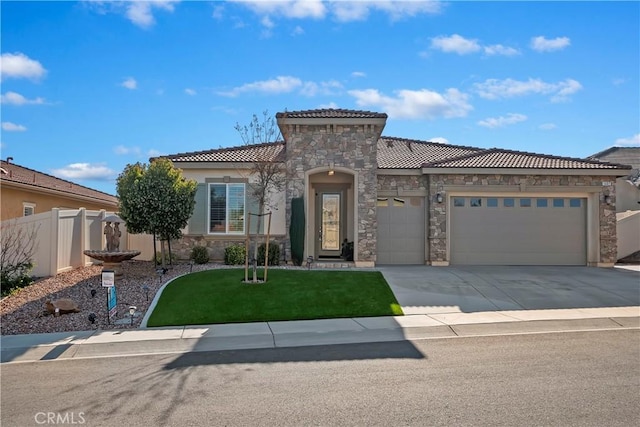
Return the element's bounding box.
[207,182,246,235]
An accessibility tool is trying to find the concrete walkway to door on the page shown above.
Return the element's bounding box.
[378,265,640,318]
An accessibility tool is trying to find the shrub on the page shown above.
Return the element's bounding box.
[257,242,280,266]
[224,244,246,265]
[1,266,34,297]
[155,251,179,265]
[190,246,210,264]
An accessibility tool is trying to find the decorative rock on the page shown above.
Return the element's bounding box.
[45,298,80,315]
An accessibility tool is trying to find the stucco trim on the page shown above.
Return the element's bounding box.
[376,169,423,176]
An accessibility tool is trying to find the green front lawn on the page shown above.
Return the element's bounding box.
[146,268,403,327]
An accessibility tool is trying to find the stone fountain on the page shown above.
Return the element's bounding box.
[84,214,141,276]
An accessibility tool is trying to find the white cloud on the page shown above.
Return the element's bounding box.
[430,34,481,55]
[114,145,142,156]
[235,0,442,24]
[300,80,343,96]
[184,88,196,96]
[318,102,339,109]
[148,149,162,157]
[291,25,305,36]
[348,87,472,120]
[483,44,520,56]
[351,71,366,78]
[539,123,557,130]
[0,52,47,81]
[614,133,640,147]
[0,91,46,105]
[114,0,179,29]
[530,36,570,52]
[474,78,583,102]
[51,163,116,180]
[477,113,527,129]
[120,77,137,90]
[212,4,224,20]
[219,76,302,97]
[1,122,27,132]
[428,137,449,144]
[430,35,519,57]
[612,78,627,86]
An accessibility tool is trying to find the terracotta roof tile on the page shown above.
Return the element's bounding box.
[161,142,285,163]
[423,148,632,170]
[377,137,482,169]
[0,160,118,203]
[276,108,387,119]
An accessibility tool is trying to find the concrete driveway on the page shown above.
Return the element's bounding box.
[378,265,640,315]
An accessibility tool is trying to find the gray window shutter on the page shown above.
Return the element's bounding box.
[188,183,207,235]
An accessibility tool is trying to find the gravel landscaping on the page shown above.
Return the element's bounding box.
[0,260,230,336]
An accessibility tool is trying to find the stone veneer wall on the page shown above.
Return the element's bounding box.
[427,174,618,265]
[169,235,288,264]
[281,123,382,263]
[377,175,428,193]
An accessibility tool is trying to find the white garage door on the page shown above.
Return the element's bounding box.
[377,196,425,264]
[450,196,587,265]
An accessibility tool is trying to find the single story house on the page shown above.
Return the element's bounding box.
[588,146,640,213]
[159,108,631,267]
[0,158,118,221]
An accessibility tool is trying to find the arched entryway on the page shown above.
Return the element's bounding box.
[305,167,357,261]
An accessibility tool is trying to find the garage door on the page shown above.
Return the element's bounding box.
[377,196,425,264]
[450,196,587,265]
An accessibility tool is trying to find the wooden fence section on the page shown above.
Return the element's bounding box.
[2,208,154,278]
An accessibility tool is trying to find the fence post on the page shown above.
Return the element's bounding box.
[49,208,60,276]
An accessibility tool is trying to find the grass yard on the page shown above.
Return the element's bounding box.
[146,268,403,327]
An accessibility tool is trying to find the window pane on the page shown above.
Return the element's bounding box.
[209,184,226,233]
[520,198,531,207]
[569,198,581,208]
[487,198,498,207]
[536,198,548,208]
[504,198,514,207]
[376,197,388,207]
[227,184,245,233]
[553,198,565,208]
[453,197,465,207]
[470,198,482,207]
[393,198,405,207]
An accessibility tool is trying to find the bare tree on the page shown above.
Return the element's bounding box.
[235,110,286,282]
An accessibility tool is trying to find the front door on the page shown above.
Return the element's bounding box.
[316,192,343,258]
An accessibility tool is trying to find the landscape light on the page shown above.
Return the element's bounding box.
[129,306,137,326]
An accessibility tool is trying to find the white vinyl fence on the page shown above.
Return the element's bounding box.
[2,208,155,278]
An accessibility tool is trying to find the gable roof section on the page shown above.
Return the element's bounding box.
[275,108,387,119]
[422,148,632,170]
[0,160,118,204]
[377,137,483,169]
[161,142,286,163]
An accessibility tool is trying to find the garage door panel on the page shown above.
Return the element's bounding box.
[451,196,586,266]
[377,197,425,265]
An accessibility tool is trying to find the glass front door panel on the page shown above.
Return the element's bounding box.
[322,194,340,251]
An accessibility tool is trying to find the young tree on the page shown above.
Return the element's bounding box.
[0,220,40,295]
[116,158,197,267]
[235,110,286,282]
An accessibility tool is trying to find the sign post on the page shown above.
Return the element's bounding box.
[102,270,117,323]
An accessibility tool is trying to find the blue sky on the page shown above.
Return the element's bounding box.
[1,0,638,196]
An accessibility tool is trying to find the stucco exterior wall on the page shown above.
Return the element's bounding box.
[427,174,618,266]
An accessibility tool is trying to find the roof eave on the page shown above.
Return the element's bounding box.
[0,180,119,206]
[420,167,631,177]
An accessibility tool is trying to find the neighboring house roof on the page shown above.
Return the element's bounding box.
[275,108,388,119]
[162,142,286,163]
[423,148,631,170]
[0,160,118,204]
[587,146,640,169]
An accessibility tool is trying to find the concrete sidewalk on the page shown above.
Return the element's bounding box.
[2,307,638,364]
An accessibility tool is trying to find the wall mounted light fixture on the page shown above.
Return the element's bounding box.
[435,184,444,203]
[328,162,335,176]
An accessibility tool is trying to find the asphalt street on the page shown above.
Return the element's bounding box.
[1,329,638,427]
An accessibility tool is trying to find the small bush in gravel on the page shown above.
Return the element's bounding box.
[190,246,210,264]
[224,244,246,265]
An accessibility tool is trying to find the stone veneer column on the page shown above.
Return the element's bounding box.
[278,116,386,266]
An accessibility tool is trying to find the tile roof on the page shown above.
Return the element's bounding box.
[423,148,632,170]
[588,146,640,170]
[377,137,482,169]
[160,142,286,163]
[159,138,629,172]
[0,160,118,203]
[275,108,388,119]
